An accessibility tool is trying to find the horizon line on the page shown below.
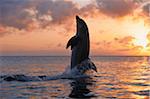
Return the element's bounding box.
[0,55,149,57]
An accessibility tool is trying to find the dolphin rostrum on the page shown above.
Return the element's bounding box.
[66,16,97,73]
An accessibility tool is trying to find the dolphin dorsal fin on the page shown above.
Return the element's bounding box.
[66,36,80,50]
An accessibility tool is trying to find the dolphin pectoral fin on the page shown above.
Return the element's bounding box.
[66,36,80,50]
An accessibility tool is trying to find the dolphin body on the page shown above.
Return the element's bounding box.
[66,16,97,73]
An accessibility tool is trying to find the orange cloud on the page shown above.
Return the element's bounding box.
[147,32,150,49]
[91,35,149,56]
[147,32,150,41]
[118,36,135,45]
[0,0,149,56]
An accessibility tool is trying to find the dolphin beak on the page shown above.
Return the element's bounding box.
[76,15,80,20]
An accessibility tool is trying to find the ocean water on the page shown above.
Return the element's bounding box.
[0,56,149,99]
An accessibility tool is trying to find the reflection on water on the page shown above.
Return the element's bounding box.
[69,77,96,98]
[0,56,150,98]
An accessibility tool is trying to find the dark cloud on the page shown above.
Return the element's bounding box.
[0,0,79,30]
[0,0,149,37]
[133,0,143,3]
[142,3,150,27]
[0,0,35,29]
[0,0,139,31]
[36,0,78,23]
[78,4,97,17]
[142,3,150,16]
[96,0,136,17]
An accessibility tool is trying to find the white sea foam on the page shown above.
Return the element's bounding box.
[1,59,97,82]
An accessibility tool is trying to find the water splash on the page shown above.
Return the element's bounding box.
[0,59,97,82]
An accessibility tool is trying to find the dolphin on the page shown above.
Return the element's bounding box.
[66,16,97,73]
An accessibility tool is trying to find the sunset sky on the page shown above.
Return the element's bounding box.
[0,0,150,56]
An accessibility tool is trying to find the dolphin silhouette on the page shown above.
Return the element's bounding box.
[66,16,97,73]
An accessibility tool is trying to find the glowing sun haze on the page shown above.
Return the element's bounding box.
[0,0,150,56]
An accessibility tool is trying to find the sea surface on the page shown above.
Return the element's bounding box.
[0,56,150,99]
